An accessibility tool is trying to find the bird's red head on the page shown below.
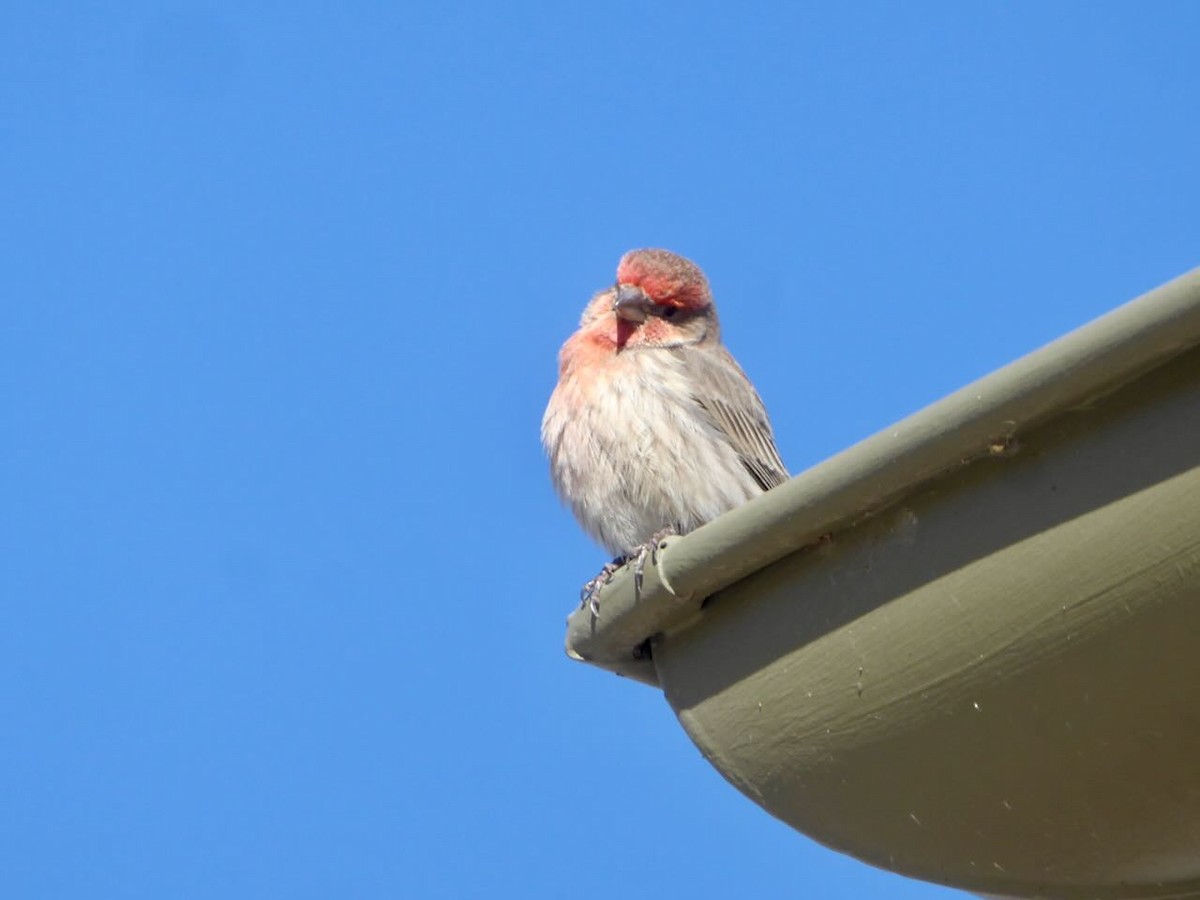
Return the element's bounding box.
[615,249,712,311]
[562,248,720,367]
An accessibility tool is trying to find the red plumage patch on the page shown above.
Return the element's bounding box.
[616,248,711,311]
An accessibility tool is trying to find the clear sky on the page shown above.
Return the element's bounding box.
[4,3,1199,897]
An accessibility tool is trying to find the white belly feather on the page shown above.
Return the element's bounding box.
[542,347,763,557]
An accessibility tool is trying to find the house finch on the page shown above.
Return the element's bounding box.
[542,248,788,608]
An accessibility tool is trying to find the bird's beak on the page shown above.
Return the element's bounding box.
[613,284,650,323]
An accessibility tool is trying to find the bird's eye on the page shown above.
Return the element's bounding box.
[660,306,678,319]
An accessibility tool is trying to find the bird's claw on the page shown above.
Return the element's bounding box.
[580,558,624,616]
[632,546,649,595]
[580,527,677,615]
[632,526,677,595]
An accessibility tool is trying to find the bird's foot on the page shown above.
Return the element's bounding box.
[580,558,625,616]
[580,527,678,615]
[631,526,678,595]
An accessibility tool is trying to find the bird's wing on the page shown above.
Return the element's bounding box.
[680,344,789,491]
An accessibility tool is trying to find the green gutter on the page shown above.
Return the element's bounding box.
[566,266,1200,685]
[563,267,1200,899]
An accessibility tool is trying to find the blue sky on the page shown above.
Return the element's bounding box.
[3,3,1199,897]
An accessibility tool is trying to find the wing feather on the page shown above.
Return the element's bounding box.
[678,345,789,491]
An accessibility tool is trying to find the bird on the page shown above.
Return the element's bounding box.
[542,248,788,610]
